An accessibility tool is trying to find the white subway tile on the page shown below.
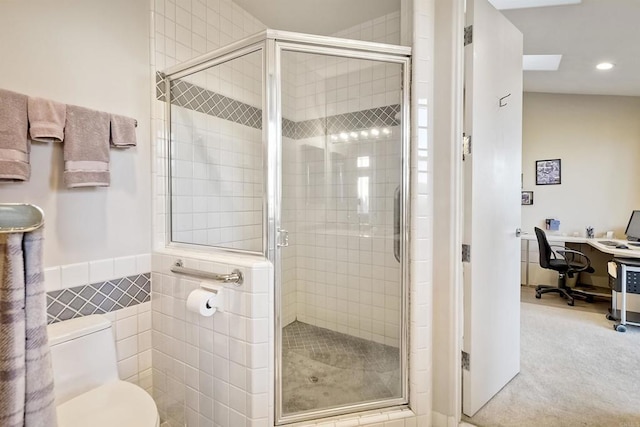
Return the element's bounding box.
[136,254,152,274]
[228,362,245,390]
[44,267,61,293]
[138,330,152,352]
[116,305,138,320]
[60,262,89,288]
[229,385,246,415]
[114,256,137,278]
[89,258,115,283]
[118,355,138,380]
[229,409,246,427]
[116,316,138,340]
[139,349,152,371]
[246,393,268,418]
[116,336,138,361]
[139,310,152,331]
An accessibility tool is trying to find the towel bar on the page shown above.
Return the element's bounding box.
[0,203,44,233]
[170,259,243,285]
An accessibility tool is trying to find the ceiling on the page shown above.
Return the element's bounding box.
[233,0,639,97]
[232,0,400,36]
[498,0,640,96]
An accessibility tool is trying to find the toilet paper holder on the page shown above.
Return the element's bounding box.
[170,259,243,286]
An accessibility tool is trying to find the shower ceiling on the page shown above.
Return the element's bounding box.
[232,0,401,35]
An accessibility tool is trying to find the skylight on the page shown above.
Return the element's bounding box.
[489,0,581,10]
[523,54,562,71]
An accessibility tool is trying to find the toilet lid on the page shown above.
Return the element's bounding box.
[57,380,158,427]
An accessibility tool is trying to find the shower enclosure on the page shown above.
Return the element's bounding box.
[161,30,410,424]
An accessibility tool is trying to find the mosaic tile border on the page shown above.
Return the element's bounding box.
[46,273,151,324]
[156,73,400,139]
[170,79,262,129]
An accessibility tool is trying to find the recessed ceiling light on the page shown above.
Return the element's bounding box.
[596,62,614,70]
[488,0,581,10]
[523,55,562,71]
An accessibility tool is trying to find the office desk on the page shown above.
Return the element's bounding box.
[522,233,640,330]
[521,233,640,286]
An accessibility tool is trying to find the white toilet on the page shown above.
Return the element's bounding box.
[47,314,159,427]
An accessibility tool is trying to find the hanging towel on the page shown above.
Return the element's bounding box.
[109,114,137,148]
[27,97,66,143]
[0,229,58,427]
[0,89,30,182]
[63,105,110,188]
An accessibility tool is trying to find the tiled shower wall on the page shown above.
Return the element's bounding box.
[280,44,404,346]
[152,0,267,250]
[168,48,263,252]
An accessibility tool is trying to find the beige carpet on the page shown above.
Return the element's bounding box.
[468,302,640,427]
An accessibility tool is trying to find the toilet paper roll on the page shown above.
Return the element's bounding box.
[186,289,218,317]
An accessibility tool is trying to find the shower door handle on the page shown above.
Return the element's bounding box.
[277,228,289,248]
[394,186,401,263]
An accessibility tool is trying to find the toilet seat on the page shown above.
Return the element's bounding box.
[57,380,159,427]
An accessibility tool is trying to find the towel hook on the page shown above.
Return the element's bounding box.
[499,93,511,107]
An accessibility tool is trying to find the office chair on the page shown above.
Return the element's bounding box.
[534,227,596,306]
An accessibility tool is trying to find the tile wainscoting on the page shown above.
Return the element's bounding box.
[43,253,153,394]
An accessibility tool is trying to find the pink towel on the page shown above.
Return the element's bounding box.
[27,97,66,142]
[0,89,30,182]
[109,114,137,148]
[63,105,110,188]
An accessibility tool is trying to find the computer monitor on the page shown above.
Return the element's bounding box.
[625,210,640,241]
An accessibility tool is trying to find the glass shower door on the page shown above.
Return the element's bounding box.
[277,47,407,421]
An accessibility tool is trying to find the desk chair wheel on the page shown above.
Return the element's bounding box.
[614,324,627,333]
[567,299,575,306]
[606,313,615,321]
[535,291,542,299]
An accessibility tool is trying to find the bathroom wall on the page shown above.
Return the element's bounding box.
[0,0,152,267]
[0,0,154,396]
[521,92,640,236]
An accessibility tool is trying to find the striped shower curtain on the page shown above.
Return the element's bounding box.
[0,229,57,427]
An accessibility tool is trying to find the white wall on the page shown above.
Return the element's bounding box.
[431,0,464,422]
[0,0,152,267]
[522,92,640,238]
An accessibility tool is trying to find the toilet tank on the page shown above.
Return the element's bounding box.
[47,315,119,405]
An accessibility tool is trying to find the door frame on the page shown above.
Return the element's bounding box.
[432,0,466,424]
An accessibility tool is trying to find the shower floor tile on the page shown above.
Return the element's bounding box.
[282,321,400,415]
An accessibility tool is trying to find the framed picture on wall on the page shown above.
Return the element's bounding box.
[521,191,533,205]
[536,159,561,185]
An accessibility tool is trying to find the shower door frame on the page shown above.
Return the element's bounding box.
[161,33,268,256]
[268,32,412,425]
